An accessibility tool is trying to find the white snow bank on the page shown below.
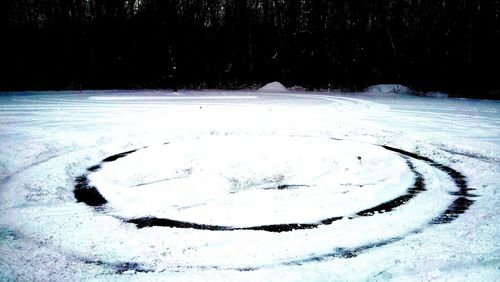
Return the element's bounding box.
[258,81,289,93]
[364,84,415,95]
[364,84,449,98]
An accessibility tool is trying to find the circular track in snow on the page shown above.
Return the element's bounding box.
[67,135,475,270]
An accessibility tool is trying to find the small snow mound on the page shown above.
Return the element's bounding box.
[364,84,415,95]
[258,81,289,93]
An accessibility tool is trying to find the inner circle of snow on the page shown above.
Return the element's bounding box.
[89,136,414,226]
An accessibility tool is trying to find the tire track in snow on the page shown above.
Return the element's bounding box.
[69,137,475,272]
[74,139,473,233]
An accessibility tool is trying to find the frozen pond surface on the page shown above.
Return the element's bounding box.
[0,90,499,280]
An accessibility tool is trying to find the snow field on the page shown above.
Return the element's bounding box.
[0,91,499,280]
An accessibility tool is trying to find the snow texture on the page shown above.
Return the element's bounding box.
[0,90,499,281]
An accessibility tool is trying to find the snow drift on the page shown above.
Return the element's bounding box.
[258,81,289,93]
[364,84,415,95]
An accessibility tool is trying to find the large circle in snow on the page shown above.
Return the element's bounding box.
[88,136,414,226]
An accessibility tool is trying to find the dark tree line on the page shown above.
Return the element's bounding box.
[1,0,499,97]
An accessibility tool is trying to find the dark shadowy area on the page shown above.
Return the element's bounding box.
[101,149,138,162]
[83,259,152,274]
[1,0,499,98]
[74,175,107,206]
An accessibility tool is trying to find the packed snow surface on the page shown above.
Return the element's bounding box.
[258,81,289,92]
[0,90,499,281]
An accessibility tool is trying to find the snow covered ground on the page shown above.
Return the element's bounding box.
[0,90,499,281]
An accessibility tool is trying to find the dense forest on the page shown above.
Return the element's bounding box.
[1,0,499,97]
